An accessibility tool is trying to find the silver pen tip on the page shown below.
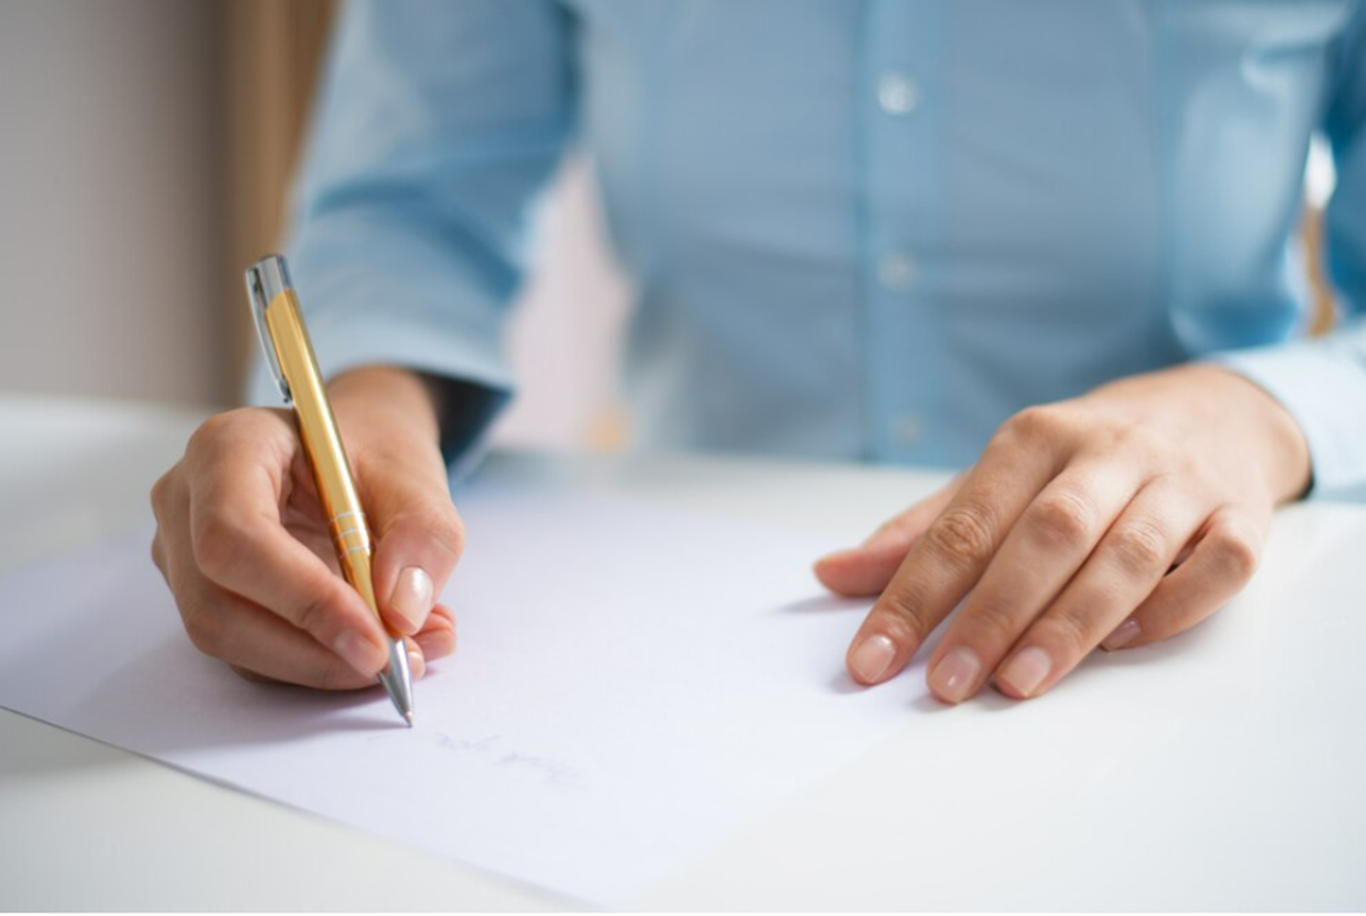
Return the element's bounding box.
[404,710,414,728]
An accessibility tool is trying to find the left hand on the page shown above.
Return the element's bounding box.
[814,364,1311,703]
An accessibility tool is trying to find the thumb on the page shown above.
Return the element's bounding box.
[813,475,962,596]
[357,447,466,638]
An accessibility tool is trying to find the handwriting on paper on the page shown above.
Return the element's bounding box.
[430,732,587,788]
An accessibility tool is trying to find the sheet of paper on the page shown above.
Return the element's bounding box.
[0,481,924,905]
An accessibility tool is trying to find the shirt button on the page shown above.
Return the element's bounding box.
[878,72,920,116]
[888,412,923,447]
[878,252,916,291]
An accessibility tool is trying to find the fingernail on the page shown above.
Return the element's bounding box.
[334,629,381,676]
[929,647,981,703]
[998,646,1052,697]
[849,634,897,683]
[1102,617,1141,651]
[407,647,426,681]
[390,566,434,633]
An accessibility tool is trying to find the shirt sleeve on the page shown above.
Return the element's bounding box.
[1210,8,1366,503]
[244,0,577,468]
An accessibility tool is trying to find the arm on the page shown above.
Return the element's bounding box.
[248,0,578,467]
[153,1,577,688]
[1210,6,1366,503]
[814,11,1366,704]
[811,15,1366,701]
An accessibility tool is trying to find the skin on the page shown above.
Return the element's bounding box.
[151,366,462,687]
[816,363,1312,703]
[153,362,1310,702]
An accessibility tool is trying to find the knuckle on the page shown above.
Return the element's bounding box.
[192,509,247,581]
[1108,518,1168,576]
[421,502,466,564]
[186,408,268,463]
[181,603,225,658]
[1209,522,1261,581]
[1108,421,1156,453]
[926,503,996,569]
[150,469,172,513]
[1026,490,1096,549]
[1043,604,1094,656]
[874,580,932,645]
[1139,437,1186,472]
[186,411,235,457]
[1005,404,1069,444]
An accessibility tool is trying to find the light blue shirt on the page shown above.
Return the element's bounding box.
[264,0,1366,500]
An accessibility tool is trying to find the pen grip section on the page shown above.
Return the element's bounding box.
[330,510,384,629]
[329,510,373,557]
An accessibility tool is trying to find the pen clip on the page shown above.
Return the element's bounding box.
[245,255,293,406]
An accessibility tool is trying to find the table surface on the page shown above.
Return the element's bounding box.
[1,393,1364,910]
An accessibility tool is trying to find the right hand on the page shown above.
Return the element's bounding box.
[151,366,462,688]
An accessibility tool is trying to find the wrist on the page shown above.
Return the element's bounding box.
[1202,365,1312,503]
[328,366,444,451]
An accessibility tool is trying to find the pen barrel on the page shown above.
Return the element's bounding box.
[259,285,385,628]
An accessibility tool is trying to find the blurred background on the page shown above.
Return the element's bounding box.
[0,0,631,451]
[0,0,1338,453]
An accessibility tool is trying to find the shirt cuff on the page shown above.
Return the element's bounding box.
[1208,338,1366,502]
[244,306,511,479]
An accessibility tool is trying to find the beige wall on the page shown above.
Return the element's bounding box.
[0,0,231,407]
[0,0,627,449]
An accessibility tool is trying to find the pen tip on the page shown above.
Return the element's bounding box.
[404,710,414,728]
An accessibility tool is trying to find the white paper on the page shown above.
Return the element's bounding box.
[0,481,924,905]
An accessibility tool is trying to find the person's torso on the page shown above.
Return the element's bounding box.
[564,0,1358,466]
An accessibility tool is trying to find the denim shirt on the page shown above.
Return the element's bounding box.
[257,0,1366,500]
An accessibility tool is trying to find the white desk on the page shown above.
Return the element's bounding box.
[1,394,1364,910]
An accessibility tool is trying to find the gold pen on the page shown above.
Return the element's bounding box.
[245,254,415,726]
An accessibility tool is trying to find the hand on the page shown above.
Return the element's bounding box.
[151,367,461,688]
[815,364,1311,703]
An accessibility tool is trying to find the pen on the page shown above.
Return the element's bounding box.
[245,254,415,726]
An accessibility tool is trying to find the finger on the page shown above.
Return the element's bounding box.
[149,465,188,584]
[414,603,457,661]
[991,479,1208,699]
[923,459,1141,703]
[846,412,1070,686]
[154,447,383,685]
[175,575,380,690]
[230,627,430,687]
[186,578,432,689]
[157,484,387,690]
[814,476,962,596]
[359,449,465,637]
[185,430,390,678]
[404,636,428,681]
[1101,505,1264,650]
